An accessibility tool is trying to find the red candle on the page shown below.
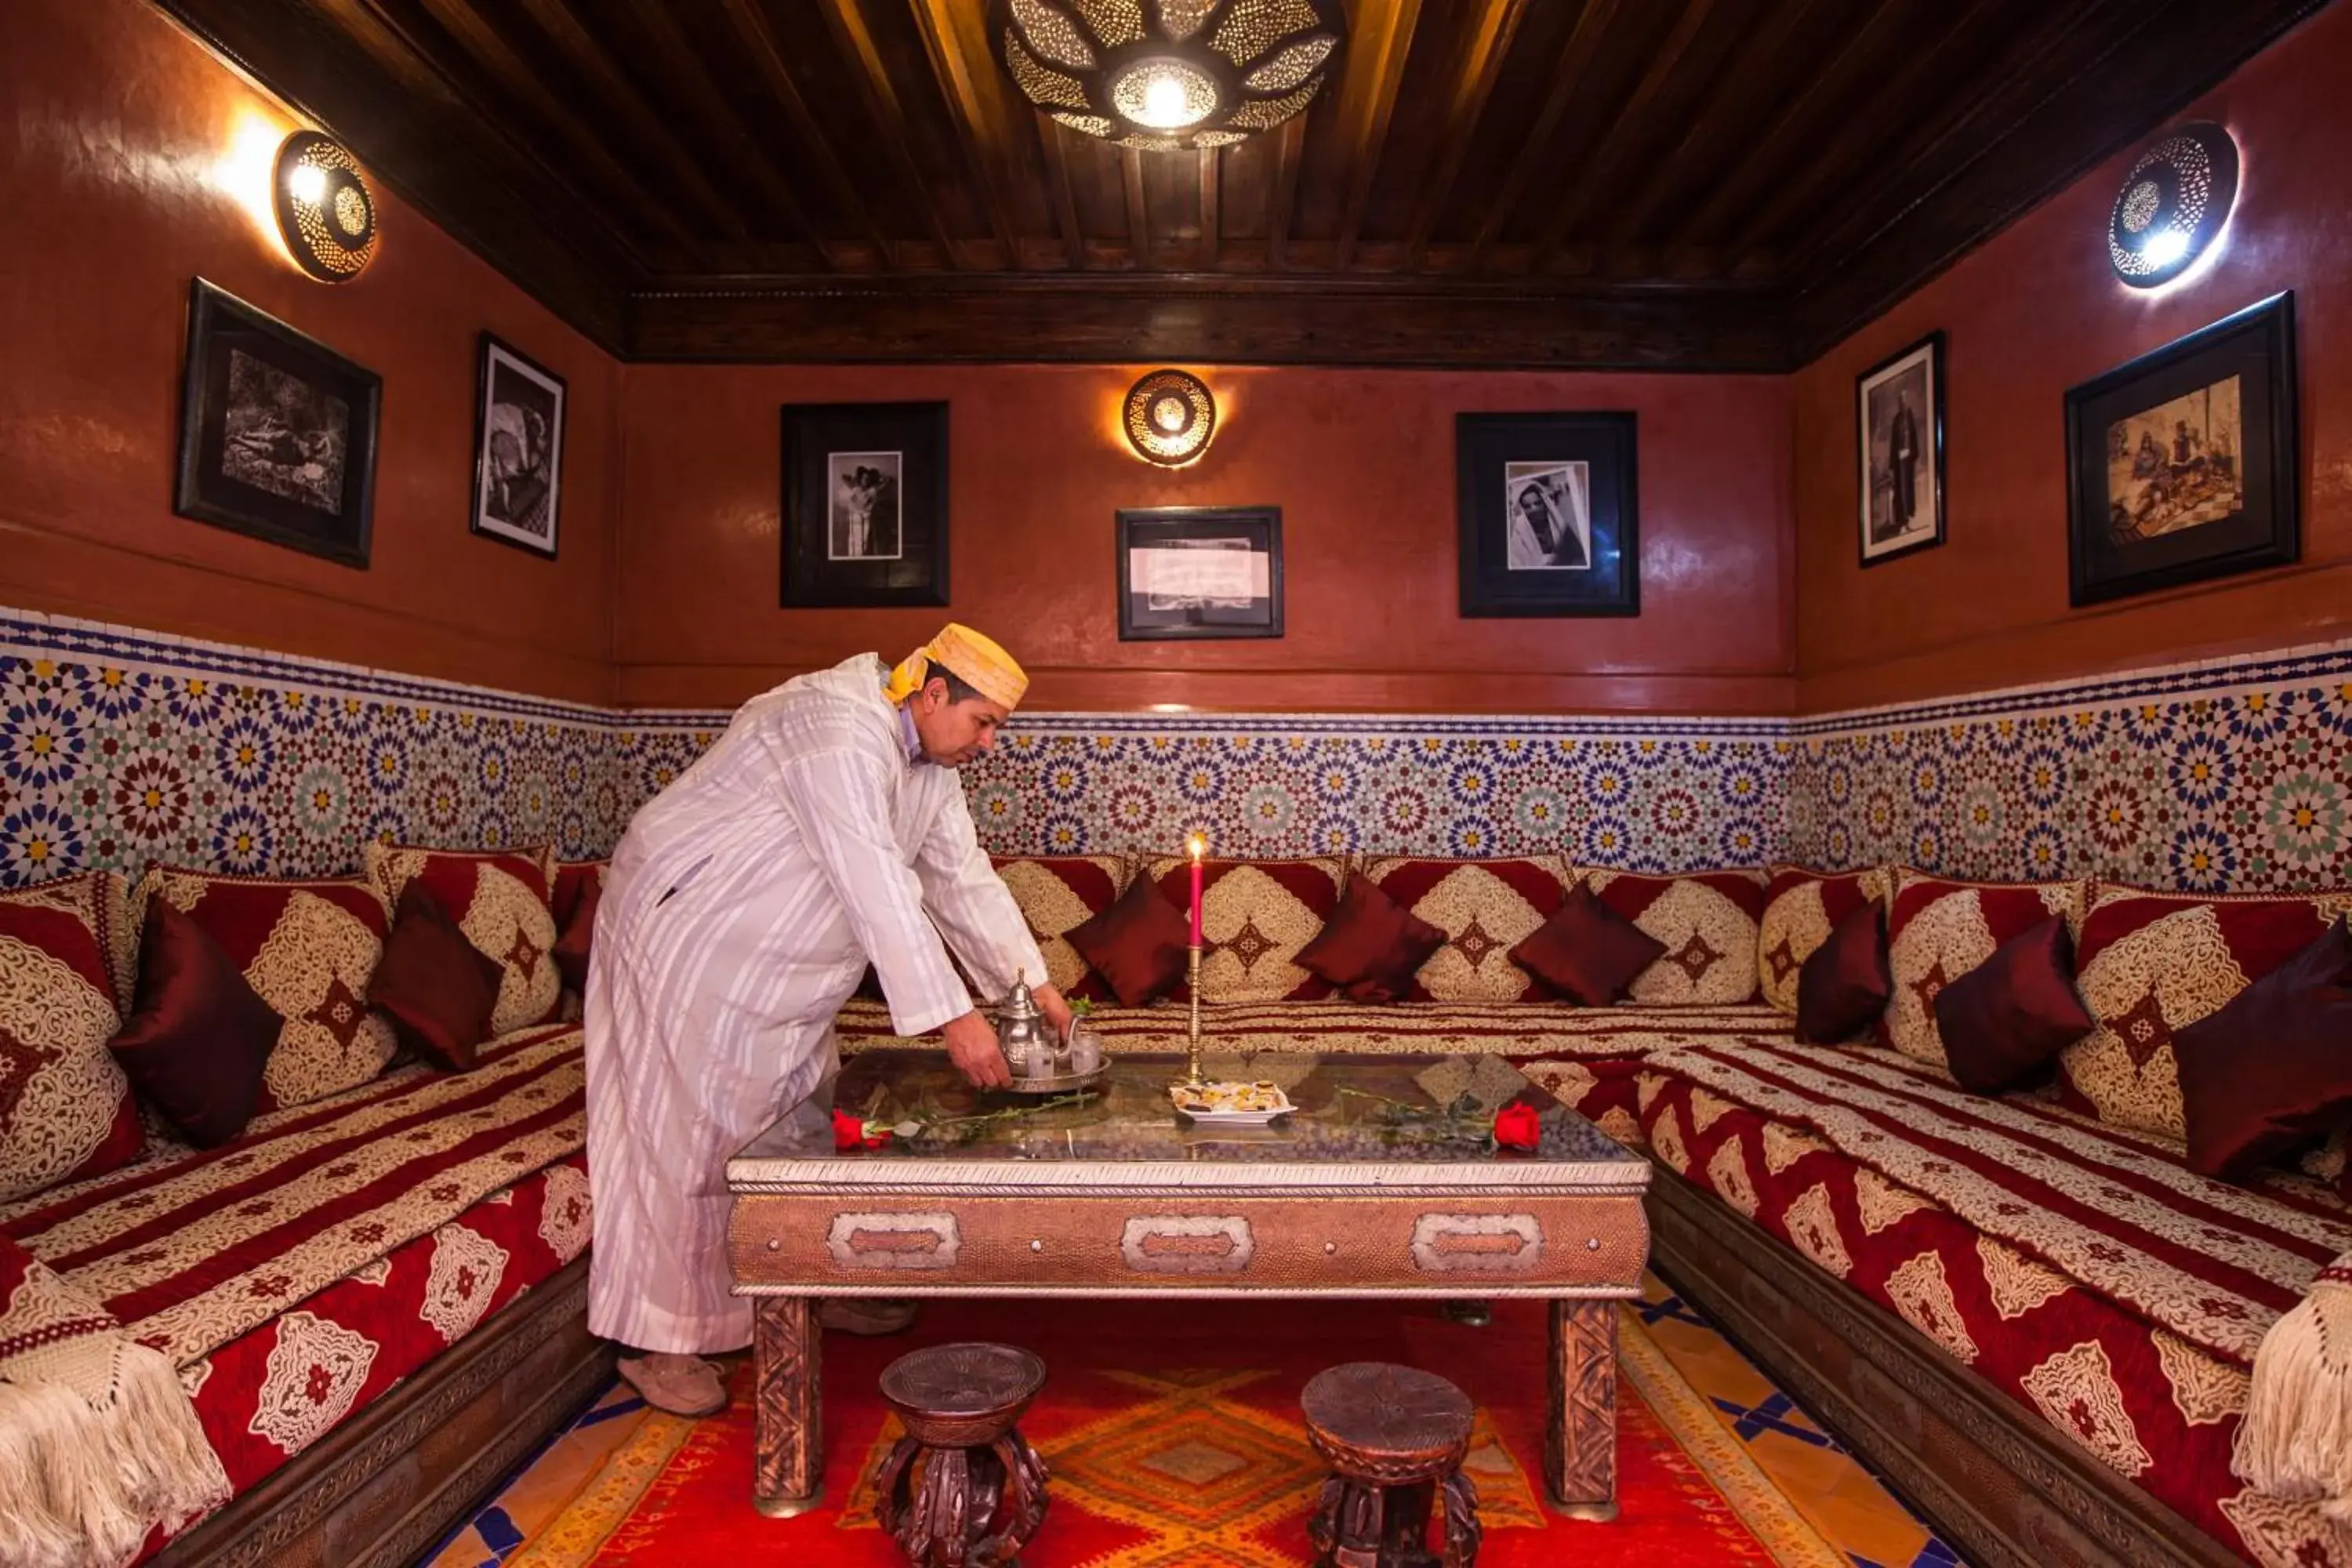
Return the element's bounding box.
[1187,833,1205,948]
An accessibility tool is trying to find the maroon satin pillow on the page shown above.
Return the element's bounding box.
[109,898,280,1147]
[368,882,505,1071]
[1933,915,2095,1094]
[1298,873,1447,1003]
[1065,875,1189,1007]
[2176,919,2352,1179]
[554,873,601,992]
[1508,886,1668,1006]
[1795,900,1891,1044]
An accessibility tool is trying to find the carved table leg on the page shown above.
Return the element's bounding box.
[1544,1298,1617,1519]
[753,1295,823,1517]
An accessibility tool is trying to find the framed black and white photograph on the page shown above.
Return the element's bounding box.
[174,278,379,568]
[470,333,565,558]
[1116,506,1283,641]
[1857,330,1946,566]
[782,401,948,607]
[1456,412,1638,616]
[2065,292,2298,606]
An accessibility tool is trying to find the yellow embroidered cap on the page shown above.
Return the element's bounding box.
[882,623,1029,710]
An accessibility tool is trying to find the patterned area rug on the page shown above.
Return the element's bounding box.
[431,1278,1962,1567]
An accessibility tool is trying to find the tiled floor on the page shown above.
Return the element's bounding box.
[423,1272,1965,1568]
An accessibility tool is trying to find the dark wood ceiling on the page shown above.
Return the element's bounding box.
[156,0,2331,368]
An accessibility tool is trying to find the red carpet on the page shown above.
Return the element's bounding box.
[522,1298,1838,1566]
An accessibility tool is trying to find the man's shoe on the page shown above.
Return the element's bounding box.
[616,1352,728,1417]
[1440,1299,1494,1327]
[819,1298,919,1336]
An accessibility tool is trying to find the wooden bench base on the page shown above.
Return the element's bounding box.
[1646,1164,2242,1568]
[151,1254,612,1568]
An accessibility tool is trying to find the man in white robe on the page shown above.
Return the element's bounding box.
[583,625,1076,1415]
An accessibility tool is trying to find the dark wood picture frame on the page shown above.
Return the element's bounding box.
[469,332,565,560]
[1455,412,1639,617]
[1856,330,1947,567]
[2065,292,2298,607]
[781,401,950,608]
[1115,506,1283,641]
[174,278,379,569]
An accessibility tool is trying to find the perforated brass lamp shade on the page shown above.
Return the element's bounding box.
[996,0,1345,151]
[2108,122,2238,289]
[272,131,378,282]
[1123,369,1216,464]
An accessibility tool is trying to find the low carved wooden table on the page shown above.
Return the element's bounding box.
[726,1049,1650,1523]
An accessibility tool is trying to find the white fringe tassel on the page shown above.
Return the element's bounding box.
[0,1339,230,1568]
[2235,1261,2352,1523]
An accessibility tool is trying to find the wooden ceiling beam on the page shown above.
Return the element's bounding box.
[618,2,829,259]
[1268,114,1307,268]
[1401,0,1537,270]
[498,0,766,243]
[1200,147,1222,269]
[811,0,965,267]
[1329,0,1427,274]
[1669,0,1935,246]
[1605,0,1846,249]
[387,0,701,254]
[1530,0,1726,269]
[1121,148,1152,268]
[717,0,895,265]
[1467,0,1630,267]
[907,0,1030,269]
[1038,117,1089,269]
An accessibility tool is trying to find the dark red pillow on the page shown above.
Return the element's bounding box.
[109,898,280,1147]
[2176,920,2352,1179]
[554,873,601,992]
[1298,873,1447,1003]
[1795,901,1890,1045]
[1933,916,2095,1095]
[368,883,506,1071]
[1065,875,1190,1007]
[1508,887,1668,1006]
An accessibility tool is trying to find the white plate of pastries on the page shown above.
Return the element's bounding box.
[1168,1080,1294,1125]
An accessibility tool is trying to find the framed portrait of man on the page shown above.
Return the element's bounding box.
[1855,331,1946,567]
[2064,293,2297,605]
[469,333,565,559]
[781,401,949,608]
[1455,412,1638,617]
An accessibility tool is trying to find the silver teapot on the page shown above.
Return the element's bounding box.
[995,971,1064,1078]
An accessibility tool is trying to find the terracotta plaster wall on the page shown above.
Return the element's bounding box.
[0,0,621,706]
[1791,4,2352,715]
[615,365,1795,715]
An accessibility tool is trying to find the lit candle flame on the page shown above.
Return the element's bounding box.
[1186,832,1207,860]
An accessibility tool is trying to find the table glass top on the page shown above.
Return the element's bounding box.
[732,1048,1642,1171]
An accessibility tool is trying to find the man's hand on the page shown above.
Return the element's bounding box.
[942,1010,1011,1090]
[1033,983,1076,1044]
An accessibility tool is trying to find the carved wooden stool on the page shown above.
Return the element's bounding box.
[872,1342,1050,1567]
[1301,1362,1481,1568]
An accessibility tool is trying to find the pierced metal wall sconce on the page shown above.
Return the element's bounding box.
[273,130,379,281]
[2109,122,2238,289]
[1123,369,1217,465]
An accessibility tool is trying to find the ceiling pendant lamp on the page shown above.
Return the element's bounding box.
[995,0,1345,152]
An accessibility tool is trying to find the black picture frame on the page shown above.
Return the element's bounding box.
[1856,330,1947,567]
[469,332,565,560]
[173,278,379,569]
[1455,412,1639,617]
[781,401,949,608]
[2065,292,2299,607]
[1116,506,1283,641]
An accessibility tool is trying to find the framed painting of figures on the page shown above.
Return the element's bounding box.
[780,401,949,608]
[1856,331,1946,567]
[1455,412,1639,617]
[470,333,565,558]
[174,278,379,569]
[2065,292,2297,606]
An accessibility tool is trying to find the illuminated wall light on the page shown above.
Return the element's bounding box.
[1122,368,1217,466]
[272,130,379,281]
[2109,122,2238,289]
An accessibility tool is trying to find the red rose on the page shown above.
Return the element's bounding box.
[1493,1102,1542,1151]
[831,1109,891,1150]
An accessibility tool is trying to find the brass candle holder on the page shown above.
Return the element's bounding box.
[1185,942,1204,1086]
